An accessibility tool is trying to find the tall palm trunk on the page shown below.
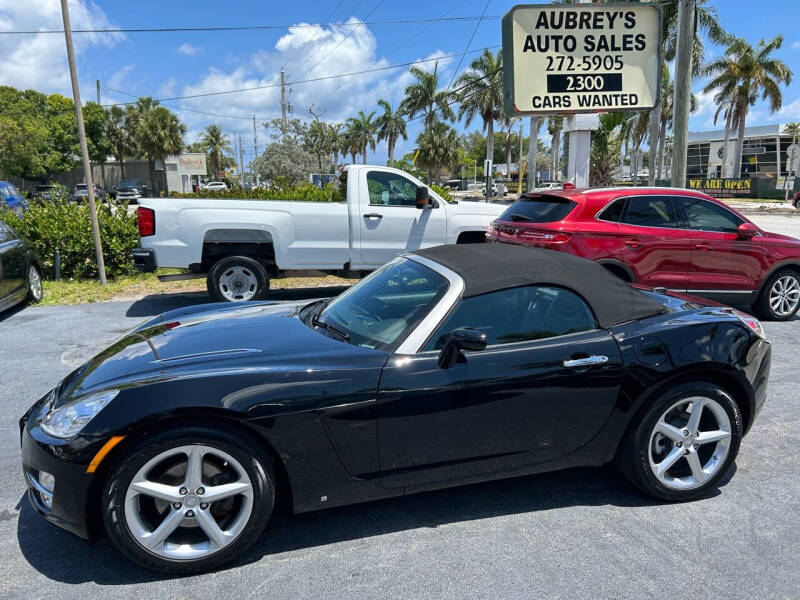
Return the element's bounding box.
[528,118,539,191]
[362,143,367,165]
[148,160,156,196]
[632,144,641,187]
[648,104,661,186]
[118,156,126,179]
[657,119,667,181]
[161,156,170,196]
[550,129,561,181]
[388,136,395,168]
[721,103,734,178]
[733,96,748,178]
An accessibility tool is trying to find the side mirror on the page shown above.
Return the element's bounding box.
[416,185,431,209]
[737,222,758,239]
[437,327,488,369]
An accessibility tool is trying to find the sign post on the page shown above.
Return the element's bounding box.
[502,3,661,187]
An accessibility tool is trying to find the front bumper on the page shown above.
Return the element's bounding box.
[19,401,106,540]
[133,247,157,272]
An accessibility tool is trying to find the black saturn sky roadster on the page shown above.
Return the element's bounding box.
[21,243,770,573]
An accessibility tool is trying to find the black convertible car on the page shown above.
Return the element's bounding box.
[0,219,42,312]
[21,244,770,573]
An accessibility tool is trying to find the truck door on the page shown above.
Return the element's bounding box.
[358,169,446,267]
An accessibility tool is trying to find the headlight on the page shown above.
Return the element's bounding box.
[40,389,119,438]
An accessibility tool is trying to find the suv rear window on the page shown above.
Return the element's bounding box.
[498,195,576,223]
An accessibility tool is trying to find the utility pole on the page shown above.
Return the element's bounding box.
[61,0,106,285]
[518,120,524,190]
[253,115,260,186]
[280,67,288,136]
[238,133,245,187]
[96,79,105,189]
[670,0,695,189]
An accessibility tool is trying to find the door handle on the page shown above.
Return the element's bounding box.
[624,239,641,249]
[695,243,710,251]
[363,213,383,219]
[563,355,609,368]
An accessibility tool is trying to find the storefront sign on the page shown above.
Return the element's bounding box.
[686,178,752,198]
[502,3,661,115]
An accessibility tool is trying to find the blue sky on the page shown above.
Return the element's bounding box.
[1,0,799,165]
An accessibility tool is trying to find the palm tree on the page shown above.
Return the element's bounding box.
[455,48,503,193]
[376,100,407,168]
[136,106,186,195]
[591,113,625,187]
[628,112,650,186]
[401,63,456,132]
[345,110,377,165]
[416,122,460,185]
[704,35,793,178]
[105,105,134,179]
[201,124,232,180]
[547,116,563,181]
[657,68,674,181]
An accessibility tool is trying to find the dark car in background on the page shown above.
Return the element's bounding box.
[31,184,60,203]
[71,183,108,203]
[488,187,800,321]
[0,220,42,312]
[112,180,148,204]
[20,244,769,573]
[0,181,27,216]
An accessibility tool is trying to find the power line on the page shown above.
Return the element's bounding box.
[383,0,470,60]
[0,15,501,35]
[282,0,348,77]
[446,0,492,91]
[102,45,500,106]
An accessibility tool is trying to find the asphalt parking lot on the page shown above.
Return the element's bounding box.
[1,219,799,599]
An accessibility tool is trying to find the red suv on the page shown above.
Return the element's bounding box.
[487,187,800,320]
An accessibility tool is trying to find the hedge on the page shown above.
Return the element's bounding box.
[1,198,139,280]
[171,182,345,202]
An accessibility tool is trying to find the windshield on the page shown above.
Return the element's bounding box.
[308,258,449,351]
[119,181,138,188]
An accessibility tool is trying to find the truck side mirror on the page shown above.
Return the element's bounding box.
[416,185,431,209]
[438,328,487,369]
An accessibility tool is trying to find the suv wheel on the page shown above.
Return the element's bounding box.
[755,268,800,321]
[207,256,269,302]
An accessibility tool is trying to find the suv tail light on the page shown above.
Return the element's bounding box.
[137,207,155,237]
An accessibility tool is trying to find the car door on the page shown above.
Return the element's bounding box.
[377,285,623,489]
[674,195,765,293]
[617,195,691,289]
[0,222,26,299]
[359,170,446,267]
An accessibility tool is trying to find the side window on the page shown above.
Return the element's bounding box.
[424,286,596,351]
[0,222,11,242]
[622,196,679,228]
[598,198,626,222]
[367,171,418,207]
[680,197,743,233]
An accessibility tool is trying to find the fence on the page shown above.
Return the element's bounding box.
[6,160,164,195]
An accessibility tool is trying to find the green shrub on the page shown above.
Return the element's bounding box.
[431,184,454,202]
[170,182,344,202]
[1,199,139,280]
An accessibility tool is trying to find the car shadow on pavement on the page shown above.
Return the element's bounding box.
[124,287,351,318]
[16,463,731,584]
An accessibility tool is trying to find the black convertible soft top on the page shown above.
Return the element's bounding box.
[411,243,665,329]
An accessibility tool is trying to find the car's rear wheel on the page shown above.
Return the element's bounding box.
[207,256,269,302]
[755,268,800,321]
[103,427,275,574]
[26,264,42,303]
[617,381,742,501]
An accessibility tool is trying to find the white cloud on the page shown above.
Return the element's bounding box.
[778,97,800,120]
[177,42,201,56]
[108,63,134,90]
[0,0,123,93]
[792,41,800,50]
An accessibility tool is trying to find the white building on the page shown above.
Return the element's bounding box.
[165,153,207,194]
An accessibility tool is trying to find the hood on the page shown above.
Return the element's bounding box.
[56,301,382,403]
[761,230,800,245]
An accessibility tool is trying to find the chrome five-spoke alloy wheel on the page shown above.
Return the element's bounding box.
[124,444,254,560]
[218,266,258,301]
[769,274,800,317]
[648,396,732,491]
[28,265,42,301]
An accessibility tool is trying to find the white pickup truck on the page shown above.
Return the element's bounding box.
[134,165,506,301]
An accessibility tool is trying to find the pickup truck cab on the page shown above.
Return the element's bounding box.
[134,165,506,301]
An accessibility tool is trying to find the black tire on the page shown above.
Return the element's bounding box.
[616,381,743,501]
[206,256,269,302]
[102,426,275,574]
[753,267,800,321]
[26,264,43,303]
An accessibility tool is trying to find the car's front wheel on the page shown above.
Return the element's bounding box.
[26,264,43,303]
[207,256,270,302]
[103,426,275,574]
[755,268,800,321]
[616,381,742,501]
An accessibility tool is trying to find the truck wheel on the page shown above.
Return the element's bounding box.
[207,256,270,302]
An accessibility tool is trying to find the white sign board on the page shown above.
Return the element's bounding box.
[502,3,662,115]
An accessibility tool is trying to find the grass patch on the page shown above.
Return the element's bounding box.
[40,269,357,306]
